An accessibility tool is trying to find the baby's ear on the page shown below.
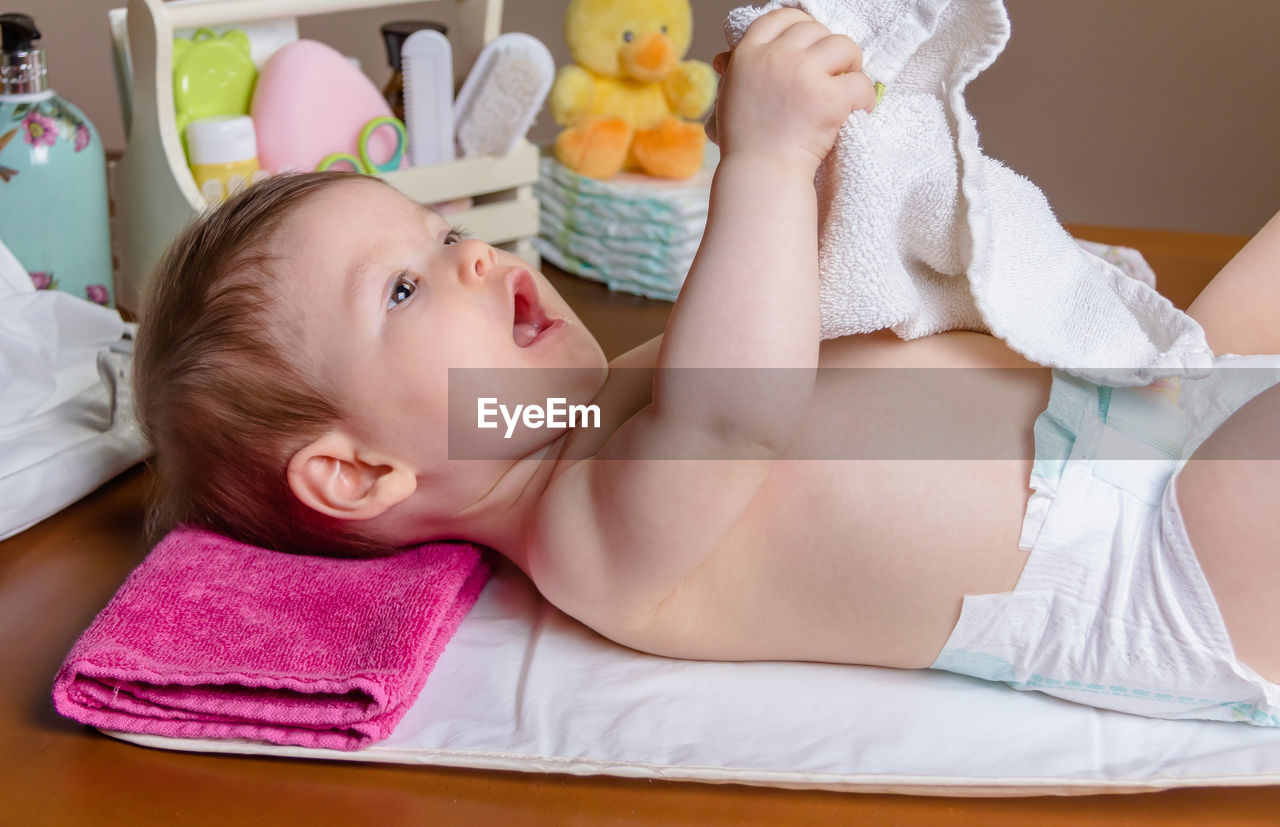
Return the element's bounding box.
[287,431,417,521]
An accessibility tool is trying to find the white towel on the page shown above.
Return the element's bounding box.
[721,0,1213,385]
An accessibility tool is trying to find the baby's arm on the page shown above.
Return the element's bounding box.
[533,11,876,623]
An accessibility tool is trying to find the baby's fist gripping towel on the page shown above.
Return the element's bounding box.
[720,0,1212,386]
[52,528,490,751]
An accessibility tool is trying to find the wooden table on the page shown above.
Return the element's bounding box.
[6,226,1279,825]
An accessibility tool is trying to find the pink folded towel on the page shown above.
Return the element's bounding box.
[52,526,490,751]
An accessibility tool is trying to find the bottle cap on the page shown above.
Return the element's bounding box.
[186,115,258,165]
[380,20,447,72]
[0,13,48,95]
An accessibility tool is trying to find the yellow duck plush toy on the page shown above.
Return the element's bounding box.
[550,0,717,180]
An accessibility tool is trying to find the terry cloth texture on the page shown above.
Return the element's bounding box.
[52,527,490,751]
[719,0,1213,386]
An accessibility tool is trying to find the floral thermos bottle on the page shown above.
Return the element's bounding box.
[0,13,112,306]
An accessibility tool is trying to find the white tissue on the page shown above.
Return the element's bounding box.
[0,234,33,297]
[0,291,128,427]
[0,238,148,540]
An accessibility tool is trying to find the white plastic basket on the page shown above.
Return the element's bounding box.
[107,0,539,316]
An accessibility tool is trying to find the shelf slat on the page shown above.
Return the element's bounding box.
[381,141,540,205]
[166,0,432,30]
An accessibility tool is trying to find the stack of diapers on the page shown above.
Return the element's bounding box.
[534,155,714,302]
[718,0,1215,386]
[52,527,490,751]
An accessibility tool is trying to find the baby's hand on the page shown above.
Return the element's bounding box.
[713,9,875,176]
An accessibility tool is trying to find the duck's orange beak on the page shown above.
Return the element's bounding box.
[620,32,677,82]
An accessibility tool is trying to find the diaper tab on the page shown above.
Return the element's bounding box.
[1019,370,1094,550]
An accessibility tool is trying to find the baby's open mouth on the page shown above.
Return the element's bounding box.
[511,270,559,347]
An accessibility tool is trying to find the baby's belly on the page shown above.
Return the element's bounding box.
[628,357,1052,667]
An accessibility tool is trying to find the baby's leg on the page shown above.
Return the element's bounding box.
[1176,383,1280,681]
[1174,211,1280,679]
[1167,213,1280,686]
[1185,209,1280,356]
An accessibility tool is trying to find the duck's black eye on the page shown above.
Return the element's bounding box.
[623,30,634,42]
[661,25,668,34]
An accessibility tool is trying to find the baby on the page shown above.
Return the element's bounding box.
[135,10,1280,725]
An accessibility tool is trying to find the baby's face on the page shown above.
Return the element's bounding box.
[273,179,607,475]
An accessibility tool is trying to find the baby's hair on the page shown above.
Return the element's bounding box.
[134,171,395,557]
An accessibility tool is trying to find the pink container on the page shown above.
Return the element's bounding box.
[251,39,405,174]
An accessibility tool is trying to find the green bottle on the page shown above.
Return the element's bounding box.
[0,13,113,306]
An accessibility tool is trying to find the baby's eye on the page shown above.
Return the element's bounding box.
[387,273,416,310]
[444,225,470,245]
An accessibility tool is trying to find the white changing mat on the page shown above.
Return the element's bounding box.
[107,560,1280,796]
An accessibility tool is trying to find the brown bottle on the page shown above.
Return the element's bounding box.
[380,20,448,122]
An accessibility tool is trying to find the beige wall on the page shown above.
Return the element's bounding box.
[28,0,1280,233]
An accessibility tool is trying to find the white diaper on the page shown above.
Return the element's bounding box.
[932,354,1280,725]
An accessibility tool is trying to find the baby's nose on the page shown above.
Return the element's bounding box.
[457,239,496,284]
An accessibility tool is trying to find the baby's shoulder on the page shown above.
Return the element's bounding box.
[522,457,663,631]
